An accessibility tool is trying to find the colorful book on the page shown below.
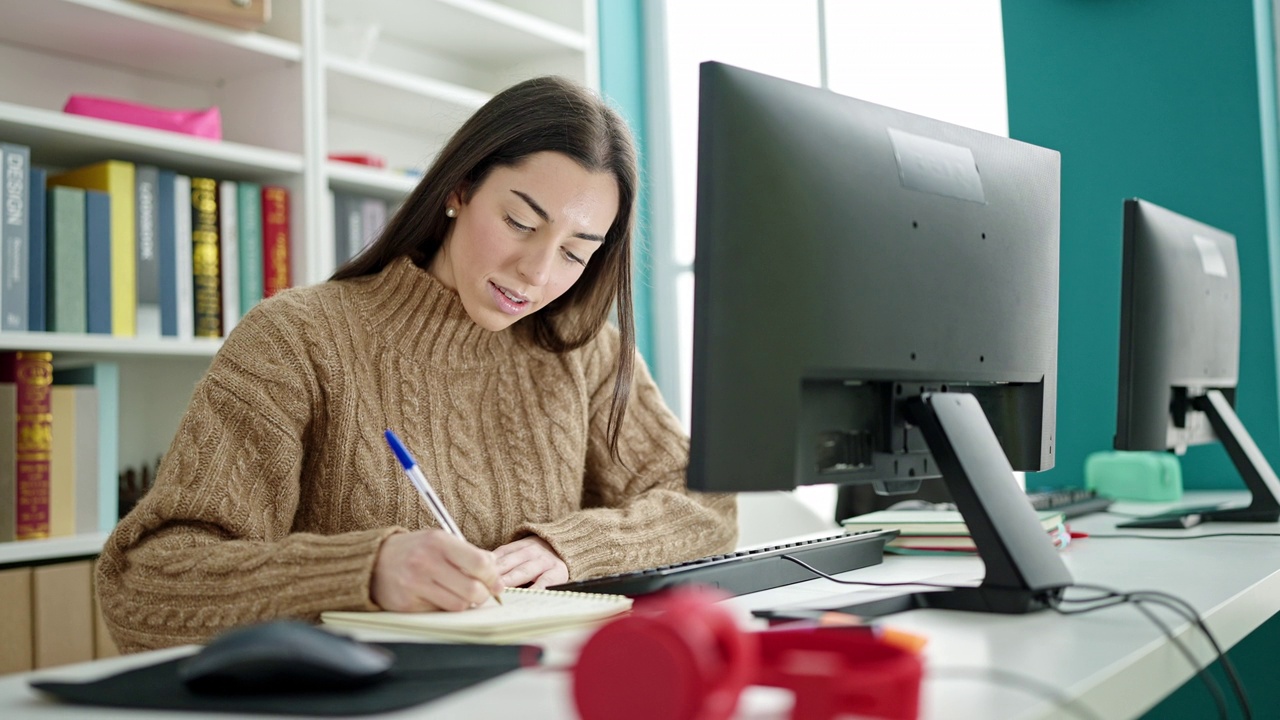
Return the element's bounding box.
[50,160,136,337]
[174,174,193,339]
[52,363,117,532]
[27,167,47,332]
[218,180,239,334]
[190,177,221,338]
[262,185,290,298]
[48,386,77,538]
[134,164,161,337]
[46,186,87,334]
[0,351,54,540]
[236,181,263,315]
[84,190,112,335]
[156,169,178,337]
[1,143,31,331]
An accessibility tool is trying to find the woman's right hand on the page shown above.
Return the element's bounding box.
[371,529,503,612]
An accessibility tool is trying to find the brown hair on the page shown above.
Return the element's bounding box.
[331,76,639,461]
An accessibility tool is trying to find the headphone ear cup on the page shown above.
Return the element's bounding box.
[572,589,757,720]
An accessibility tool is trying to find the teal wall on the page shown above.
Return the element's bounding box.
[597,0,655,365]
[1003,0,1280,490]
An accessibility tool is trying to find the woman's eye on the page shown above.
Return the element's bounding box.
[562,248,586,266]
[505,215,533,232]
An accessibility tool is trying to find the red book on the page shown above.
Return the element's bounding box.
[0,351,53,540]
[262,186,291,298]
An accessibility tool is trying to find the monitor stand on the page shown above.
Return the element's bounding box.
[822,392,1073,618]
[1118,389,1280,529]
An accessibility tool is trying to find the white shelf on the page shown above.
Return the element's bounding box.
[0,532,109,566]
[327,161,418,198]
[326,0,586,70]
[0,332,223,358]
[0,101,304,179]
[0,0,302,84]
[325,57,486,137]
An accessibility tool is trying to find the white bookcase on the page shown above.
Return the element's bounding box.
[0,0,599,563]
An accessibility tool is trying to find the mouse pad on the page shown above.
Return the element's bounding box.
[30,642,541,716]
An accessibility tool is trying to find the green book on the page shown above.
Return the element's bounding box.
[46,186,87,334]
[237,181,263,315]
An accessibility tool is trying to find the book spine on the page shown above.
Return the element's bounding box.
[2,351,53,540]
[262,186,290,298]
[191,177,222,338]
[174,175,194,340]
[218,180,239,335]
[52,364,117,531]
[46,187,87,334]
[48,386,76,537]
[361,197,388,250]
[134,165,161,337]
[1,144,30,331]
[28,167,47,332]
[156,169,177,337]
[237,181,263,314]
[84,190,112,335]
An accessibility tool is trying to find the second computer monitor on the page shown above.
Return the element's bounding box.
[1114,198,1280,527]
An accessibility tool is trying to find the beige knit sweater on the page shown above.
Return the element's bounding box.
[96,256,737,652]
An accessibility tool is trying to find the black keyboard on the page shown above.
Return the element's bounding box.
[1027,488,1114,519]
[547,528,897,598]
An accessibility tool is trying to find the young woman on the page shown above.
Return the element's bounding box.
[95,76,738,653]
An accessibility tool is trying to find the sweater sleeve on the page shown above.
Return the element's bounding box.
[517,328,738,580]
[94,297,398,653]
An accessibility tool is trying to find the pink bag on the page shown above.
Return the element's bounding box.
[63,95,222,140]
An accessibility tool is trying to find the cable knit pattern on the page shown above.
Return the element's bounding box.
[96,256,737,653]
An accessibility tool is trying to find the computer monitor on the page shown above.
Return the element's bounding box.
[686,62,1071,615]
[1113,198,1280,528]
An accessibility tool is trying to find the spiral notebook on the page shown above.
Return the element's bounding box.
[320,587,632,644]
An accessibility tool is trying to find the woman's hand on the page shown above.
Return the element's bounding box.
[371,529,503,612]
[493,536,570,589]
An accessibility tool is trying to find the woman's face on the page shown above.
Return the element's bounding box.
[430,151,619,332]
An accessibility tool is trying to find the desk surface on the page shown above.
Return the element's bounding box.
[4,492,1280,720]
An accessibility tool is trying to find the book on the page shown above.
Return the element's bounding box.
[261,185,290,298]
[236,181,263,315]
[173,174,194,339]
[840,508,1065,537]
[50,160,136,337]
[218,180,239,334]
[1,142,30,331]
[0,351,54,540]
[48,386,77,538]
[27,166,47,332]
[134,164,161,337]
[156,169,178,337]
[84,190,113,335]
[190,177,221,338]
[52,363,118,531]
[321,587,633,644]
[46,186,87,334]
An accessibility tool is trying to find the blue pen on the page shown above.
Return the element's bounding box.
[384,429,502,605]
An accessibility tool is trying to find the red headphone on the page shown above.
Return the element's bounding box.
[572,588,923,720]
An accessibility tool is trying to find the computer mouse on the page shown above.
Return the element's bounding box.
[177,620,395,694]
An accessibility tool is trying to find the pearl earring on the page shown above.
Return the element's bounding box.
[445,207,457,218]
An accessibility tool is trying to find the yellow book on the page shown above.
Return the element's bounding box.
[48,386,77,538]
[50,160,136,337]
[321,587,632,644]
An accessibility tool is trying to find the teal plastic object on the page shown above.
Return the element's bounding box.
[1084,451,1183,502]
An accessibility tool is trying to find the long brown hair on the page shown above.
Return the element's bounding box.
[332,76,639,461]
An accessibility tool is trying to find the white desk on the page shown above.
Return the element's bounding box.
[4,492,1280,720]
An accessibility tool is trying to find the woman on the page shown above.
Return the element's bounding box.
[96,76,738,653]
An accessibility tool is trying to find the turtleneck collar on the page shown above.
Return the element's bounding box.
[349,255,518,369]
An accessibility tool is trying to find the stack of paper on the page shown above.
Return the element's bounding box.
[840,509,1068,553]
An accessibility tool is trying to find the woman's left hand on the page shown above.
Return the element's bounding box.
[493,536,570,589]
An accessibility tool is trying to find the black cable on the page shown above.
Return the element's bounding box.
[928,666,1104,720]
[779,554,963,589]
[1060,583,1252,720]
[1087,532,1280,540]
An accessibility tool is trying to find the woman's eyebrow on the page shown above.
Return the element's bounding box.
[511,189,605,242]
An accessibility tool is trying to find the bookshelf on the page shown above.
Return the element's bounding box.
[0,0,599,564]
